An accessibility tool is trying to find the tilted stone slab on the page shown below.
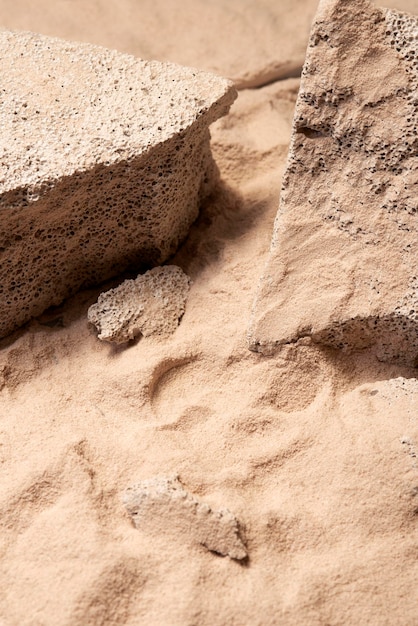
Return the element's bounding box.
[249,0,418,367]
[0,30,236,338]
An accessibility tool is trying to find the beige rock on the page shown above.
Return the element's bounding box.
[249,0,418,367]
[0,30,236,339]
[123,476,247,560]
[88,265,190,343]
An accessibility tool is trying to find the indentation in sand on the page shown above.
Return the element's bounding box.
[149,355,212,424]
[252,345,327,412]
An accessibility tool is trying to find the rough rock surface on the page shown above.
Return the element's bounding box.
[0,30,236,339]
[249,0,418,367]
[123,476,247,560]
[88,265,190,343]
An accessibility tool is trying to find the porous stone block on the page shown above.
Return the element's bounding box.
[88,265,190,343]
[0,30,236,338]
[123,476,247,560]
[249,0,418,367]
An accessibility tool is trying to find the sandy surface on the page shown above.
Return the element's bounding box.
[2,1,418,625]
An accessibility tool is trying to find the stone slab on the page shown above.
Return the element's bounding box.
[249,0,418,367]
[0,30,236,338]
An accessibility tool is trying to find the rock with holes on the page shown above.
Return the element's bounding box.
[88,265,190,343]
[248,0,418,367]
[0,30,236,339]
[123,475,247,560]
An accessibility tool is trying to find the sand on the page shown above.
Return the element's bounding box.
[1,1,418,625]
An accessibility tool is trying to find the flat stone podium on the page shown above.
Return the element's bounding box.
[0,30,236,338]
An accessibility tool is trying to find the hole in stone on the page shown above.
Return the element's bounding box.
[296,126,326,139]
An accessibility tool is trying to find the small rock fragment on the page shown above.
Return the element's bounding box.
[123,475,247,560]
[88,265,190,343]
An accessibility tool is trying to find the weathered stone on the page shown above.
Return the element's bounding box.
[0,30,236,339]
[88,265,190,343]
[249,0,418,367]
[123,476,247,560]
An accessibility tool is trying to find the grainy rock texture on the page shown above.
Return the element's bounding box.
[88,265,190,343]
[123,476,247,560]
[249,0,418,367]
[0,30,236,339]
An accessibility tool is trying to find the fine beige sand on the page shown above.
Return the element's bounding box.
[2,1,418,625]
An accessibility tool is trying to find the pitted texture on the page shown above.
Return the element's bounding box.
[123,476,247,561]
[87,265,190,343]
[249,0,418,367]
[0,30,236,338]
